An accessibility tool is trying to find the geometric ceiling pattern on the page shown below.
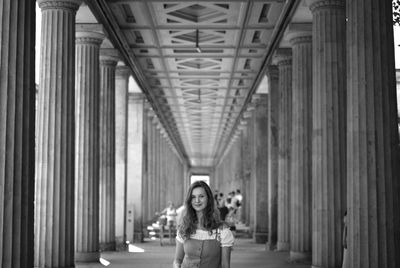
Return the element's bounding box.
[104,0,286,166]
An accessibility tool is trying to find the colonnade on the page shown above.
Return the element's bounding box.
[1,0,399,268]
[214,0,400,267]
[0,0,187,267]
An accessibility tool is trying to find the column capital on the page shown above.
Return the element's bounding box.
[76,24,105,45]
[76,31,104,46]
[273,48,292,65]
[307,0,345,12]
[285,23,312,45]
[116,65,131,78]
[38,0,82,11]
[266,65,279,79]
[100,48,120,64]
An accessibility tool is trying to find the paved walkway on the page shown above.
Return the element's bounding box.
[77,238,311,268]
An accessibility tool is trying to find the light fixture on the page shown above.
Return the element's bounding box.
[196,29,202,53]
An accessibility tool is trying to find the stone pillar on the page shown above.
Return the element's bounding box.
[266,65,279,251]
[99,50,119,251]
[286,28,313,262]
[127,93,145,243]
[74,29,104,262]
[147,110,156,216]
[141,104,149,221]
[115,65,130,249]
[155,120,161,210]
[35,1,81,267]
[0,1,35,267]
[307,1,347,267]
[253,95,269,243]
[346,0,400,267]
[274,49,292,251]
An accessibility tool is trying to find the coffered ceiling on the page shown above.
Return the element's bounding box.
[84,0,305,167]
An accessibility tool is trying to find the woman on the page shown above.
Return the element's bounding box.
[173,181,234,268]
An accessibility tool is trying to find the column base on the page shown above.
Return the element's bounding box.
[266,241,277,251]
[277,241,290,251]
[253,232,268,244]
[289,251,311,263]
[75,251,100,262]
[133,231,144,243]
[100,241,116,251]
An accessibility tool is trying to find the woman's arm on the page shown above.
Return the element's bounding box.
[221,246,232,268]
[173,240,185,268]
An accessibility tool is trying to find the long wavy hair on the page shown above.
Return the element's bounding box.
[178,181,221,240]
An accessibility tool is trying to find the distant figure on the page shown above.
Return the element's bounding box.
[234,189,242,207]
[173,181,234,268]
[225,192,237,231]
[161,201,178,243]
[342,210,349,268]
[233,189,243,223]
[217,193,229,221]
[161,201,178,228]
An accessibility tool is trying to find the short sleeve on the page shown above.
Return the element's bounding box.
[220,228,234,247]
[176,231,184,243]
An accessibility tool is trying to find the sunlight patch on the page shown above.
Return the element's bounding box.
[99,258,110,266]
[128,244,145,253]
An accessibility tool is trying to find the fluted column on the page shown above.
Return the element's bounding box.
[0,1,35,267]
[99,50,119,251]
[154,120,161,210]
[253,95,269,243]
[287,29,312,262]
[266,65,279,251]
[35,1,81,267]
[126,93,145,243]
[74,29,104,262]
[347,0,400,267]
[307,1,347,267]
[115,65,130,249]
[147,110,156,216]
[275,49,292,251]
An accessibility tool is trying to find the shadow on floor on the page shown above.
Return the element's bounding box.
[76,238,311,268]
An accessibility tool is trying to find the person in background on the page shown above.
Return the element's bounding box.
[225,192,237,231]
[161,201,178,243]
[173,181,234,268]
[217,193,229,221]
[233,189,243,224]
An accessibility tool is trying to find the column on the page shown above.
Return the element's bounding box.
[35,1,81,267]
[347,0,400,267]
[253,95,269,243]
[274,48,292,251]
[308,0,347,267]
[287,27,312,262]
[74,28,104,262]
[141,103,150,221]
[99,49,119,251]
[126,93,145,243]
[115,65,130,249]
[266,65,279,251]
[147,109,155,217]
[154,120,161,210]
[0,1,35,267]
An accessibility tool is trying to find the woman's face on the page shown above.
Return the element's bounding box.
[191,186,208,212]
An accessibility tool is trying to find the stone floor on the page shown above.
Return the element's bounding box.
[77,237,311,268]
